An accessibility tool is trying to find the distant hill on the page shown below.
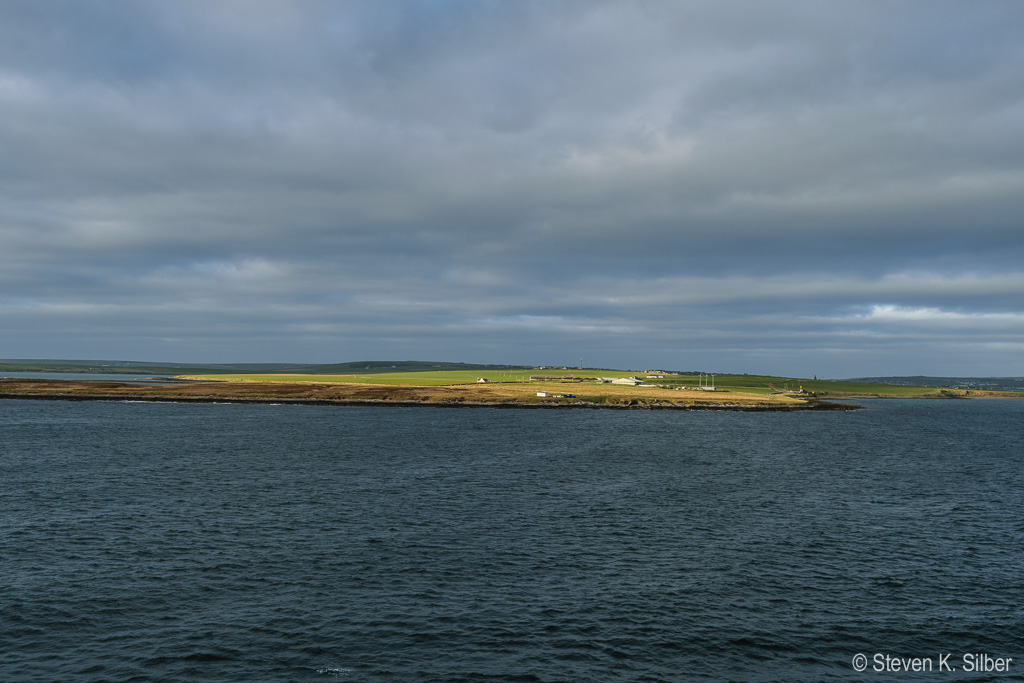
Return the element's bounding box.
[0,359,531,375]
[846,376,1024,391]
[283,360,531,374]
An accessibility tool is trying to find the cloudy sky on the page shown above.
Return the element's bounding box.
[2,1,1023,377]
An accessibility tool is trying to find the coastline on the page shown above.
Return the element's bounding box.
[0,378,858,411]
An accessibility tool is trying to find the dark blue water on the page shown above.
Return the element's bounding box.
[2,399,1022,681]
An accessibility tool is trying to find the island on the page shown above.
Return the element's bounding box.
[2,364,1019,411]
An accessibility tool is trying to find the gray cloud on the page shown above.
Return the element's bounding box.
[1,0,1023,375]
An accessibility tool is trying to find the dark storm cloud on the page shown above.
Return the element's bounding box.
[1,0,1023,375]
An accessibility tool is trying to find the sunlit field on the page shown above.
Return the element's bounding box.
[180,370,955,398]
[180,368,641,386]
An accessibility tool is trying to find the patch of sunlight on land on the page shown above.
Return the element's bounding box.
[178,369,642,386]
[177,370,949,398]
[174,370,812,405]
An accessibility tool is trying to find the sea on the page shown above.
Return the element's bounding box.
[2,398,1021,682]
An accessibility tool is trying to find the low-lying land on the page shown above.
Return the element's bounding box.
[2,370,1019,411]
[0,377,846,411]
[180,371,1022,398]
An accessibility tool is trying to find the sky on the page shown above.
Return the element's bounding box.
[2,0,1023,377]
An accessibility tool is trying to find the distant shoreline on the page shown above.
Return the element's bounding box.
[0,393,857,411]
[0,378,858,411]
[8,376,1018,411]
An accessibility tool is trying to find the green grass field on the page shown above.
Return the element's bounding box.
[184,368,643,386]
[652,374,945,397]
[181,369,961,397]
